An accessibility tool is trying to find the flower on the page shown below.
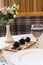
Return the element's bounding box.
[1,8,7,15]
[0,4,19,25]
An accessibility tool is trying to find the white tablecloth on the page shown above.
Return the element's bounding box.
[0,34,36,49]
[0,34,43,65]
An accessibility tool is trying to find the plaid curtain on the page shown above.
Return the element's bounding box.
[16,16,43,34]
[0,16,43,36]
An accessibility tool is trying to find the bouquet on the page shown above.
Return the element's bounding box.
[0,4,19,25]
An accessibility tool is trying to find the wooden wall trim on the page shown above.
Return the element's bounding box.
[18,12,43,16]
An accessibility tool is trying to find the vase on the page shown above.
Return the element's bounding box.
[5,25,14,43]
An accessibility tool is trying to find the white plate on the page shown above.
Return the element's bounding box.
[11,49,43,65]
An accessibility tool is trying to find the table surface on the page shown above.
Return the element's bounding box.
[0,33,43,65]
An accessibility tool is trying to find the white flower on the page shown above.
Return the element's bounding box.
[11,7,16,10]
[16,5,19,10]
[11,11,14,15]
[13,15,17,18]
[7,7,11,12]
[13,4,16,7]
[7,7,11,10]
[11,4,16,10]
[16,11,18,15]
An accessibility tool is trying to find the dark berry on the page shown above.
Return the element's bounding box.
[13,42,20,48]
[25,37,30,42]
[19,38,25,45]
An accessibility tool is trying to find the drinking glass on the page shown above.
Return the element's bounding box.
[31,24,43,48]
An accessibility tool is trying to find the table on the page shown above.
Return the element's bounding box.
[0,34,43,65]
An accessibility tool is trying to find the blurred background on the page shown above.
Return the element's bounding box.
[0,0,43,36]
[0,0,43,12]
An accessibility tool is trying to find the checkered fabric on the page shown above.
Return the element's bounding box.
[16,16,43,34]
[0,16,43,36]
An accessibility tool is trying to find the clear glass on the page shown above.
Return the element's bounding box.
[31,24,43,48]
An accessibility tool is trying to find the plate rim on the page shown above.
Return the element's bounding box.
[11,49,43,65]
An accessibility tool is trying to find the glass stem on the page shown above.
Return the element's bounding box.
[36,38,39,48]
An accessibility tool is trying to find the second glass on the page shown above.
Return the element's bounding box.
[31,24,43,48]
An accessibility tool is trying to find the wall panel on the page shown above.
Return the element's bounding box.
[29,0,33,12]
[25,0,30,12]
[0,0,43,12]
[37,0,42,11]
